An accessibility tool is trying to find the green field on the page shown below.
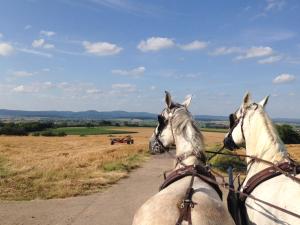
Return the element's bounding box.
[49,126,136,135]
[200,128,228,133]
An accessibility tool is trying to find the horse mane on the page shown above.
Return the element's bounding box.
[172,107,205,153]
[251,106,287,158]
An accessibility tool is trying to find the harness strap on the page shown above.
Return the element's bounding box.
[240,161,300,201]
[194,172,300,220]
[160,165,223,199]
[176,174,195,225]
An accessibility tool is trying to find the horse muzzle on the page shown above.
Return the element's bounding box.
[149,137,168,154]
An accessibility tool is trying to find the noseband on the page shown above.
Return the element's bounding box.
[152,125,169,154]
[224,103,258,150]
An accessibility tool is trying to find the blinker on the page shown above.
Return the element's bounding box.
[229,114,236,129]
[158,115,164,123]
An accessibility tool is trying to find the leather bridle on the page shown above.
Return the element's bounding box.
[224,103,258,151]
[151,107,178,154]
[152,106,206,164]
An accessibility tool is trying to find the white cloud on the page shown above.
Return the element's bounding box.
[273,73,296,84]
[0,33,3,38]
[137,37,175,52]
[150,86,156,90]
[12,82,54,93]
[32,39,45,48]
[24,25,32,30]
[83,41,122,56]
[18,48,52,58]
[13,85,26,93]
[241,29,295,42]
[112,66,145,77]
[265,0,285,11]
[252,0,286,20]
[42,68,50,72]
[162,71,200,79]
[286,56,300,65]
[40,30,56,37]
[43,43,55,49]
[44,81,53,87]
[210,47,242,56]
[211,45,280,64]
[12,71,34,78]
[56,82,69,89]
[236,46,273,60]
[112,83,136,92]
[179,40,208,51]
[55,82,100,95]
[258,55,282,64]
[32,39,55,49]
[0,42,14,56]
[86,89,102,94]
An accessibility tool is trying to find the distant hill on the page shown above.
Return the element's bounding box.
[273,118,300,124]
[0,109,156,120]
[0,109,299,124]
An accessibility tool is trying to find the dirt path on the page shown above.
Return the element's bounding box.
[0,154,174,225]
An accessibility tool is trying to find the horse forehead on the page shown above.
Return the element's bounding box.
[161,109,168,117]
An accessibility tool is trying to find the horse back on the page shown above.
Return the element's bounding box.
[245,174,300,224]
[133,176,234,225]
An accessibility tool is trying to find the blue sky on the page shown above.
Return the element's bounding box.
[0,0,299,118]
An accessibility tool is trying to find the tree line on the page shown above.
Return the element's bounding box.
[0,121,299,144]
[0,120,144,136]
[0,121,55,136]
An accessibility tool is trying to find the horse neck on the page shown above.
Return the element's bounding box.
[244,110,287,176]
[174,121,204,167]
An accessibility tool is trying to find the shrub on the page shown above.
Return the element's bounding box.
[276,124,300,144]
[207,149,246,172]
[0,127,28,136]
[32,132,40,136]
[41,131,56,137]
[41,131,67,137]
[57,131,67,137]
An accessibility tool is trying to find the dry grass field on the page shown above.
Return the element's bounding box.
[0,127,299,201]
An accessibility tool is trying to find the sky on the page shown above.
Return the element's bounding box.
[0,0,299,118]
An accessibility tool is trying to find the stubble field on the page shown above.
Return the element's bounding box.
[0,127,299,201]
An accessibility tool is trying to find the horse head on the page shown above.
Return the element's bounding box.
[149,91,192,154]
[223,92,269,151]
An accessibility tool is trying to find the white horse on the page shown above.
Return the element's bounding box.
[224,92,300,225]
[133,92,235,225]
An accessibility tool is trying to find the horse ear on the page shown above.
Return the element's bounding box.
[259,95,269,108]
[165,91,173,108]
[182,95,192,108]
[242,92,251,107]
